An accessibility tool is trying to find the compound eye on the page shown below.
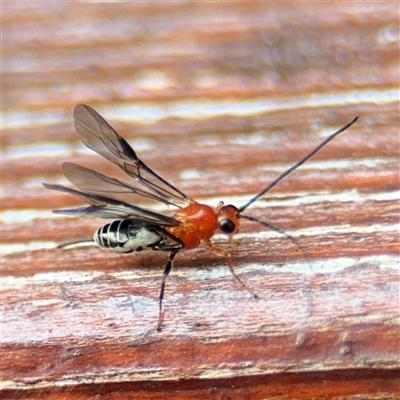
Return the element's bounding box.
[219,218,236,234]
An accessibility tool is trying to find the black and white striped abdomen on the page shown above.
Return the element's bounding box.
[94,220,164,253]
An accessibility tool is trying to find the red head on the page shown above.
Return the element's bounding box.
[216,201,241,236]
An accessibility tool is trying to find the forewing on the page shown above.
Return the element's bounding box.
[73,104,189,206]
[63,162,175,207]
[43,183,180,226]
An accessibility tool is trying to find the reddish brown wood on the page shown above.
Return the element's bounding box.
[2,2,399,399]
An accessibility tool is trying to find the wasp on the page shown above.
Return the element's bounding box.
[44,105,358,330]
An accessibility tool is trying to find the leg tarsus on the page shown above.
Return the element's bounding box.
[226,255,260,300]
[156,309,165,332]
[207,243,260,300]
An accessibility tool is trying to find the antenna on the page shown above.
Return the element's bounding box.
[240,213,307,257]
[238,116,358,213]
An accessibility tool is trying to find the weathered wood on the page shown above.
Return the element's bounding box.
[2,2,399,399]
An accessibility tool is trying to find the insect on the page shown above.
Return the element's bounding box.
[44,105,358,330]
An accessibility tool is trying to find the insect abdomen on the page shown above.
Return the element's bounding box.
[94,220,163,253]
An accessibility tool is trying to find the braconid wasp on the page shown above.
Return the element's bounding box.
[44,105,358,330]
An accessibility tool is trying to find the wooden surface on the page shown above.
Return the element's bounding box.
[2,2,399,399]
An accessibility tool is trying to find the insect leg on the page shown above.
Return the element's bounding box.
[57,239,96,249]
[205,240,259,300]
[226,254,259,300]
[157,248,180,331]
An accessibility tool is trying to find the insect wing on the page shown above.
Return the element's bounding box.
[43,183,180,226]
[73,104,189,207]
[62,162,177,207]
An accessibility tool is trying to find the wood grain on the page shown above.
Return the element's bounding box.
[2,2,399,399]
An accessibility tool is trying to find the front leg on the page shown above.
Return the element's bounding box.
[202,238,259,300]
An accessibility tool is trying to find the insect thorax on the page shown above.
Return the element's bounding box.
[94,219,165,253]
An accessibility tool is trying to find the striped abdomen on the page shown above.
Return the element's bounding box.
[94,220,164,253]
